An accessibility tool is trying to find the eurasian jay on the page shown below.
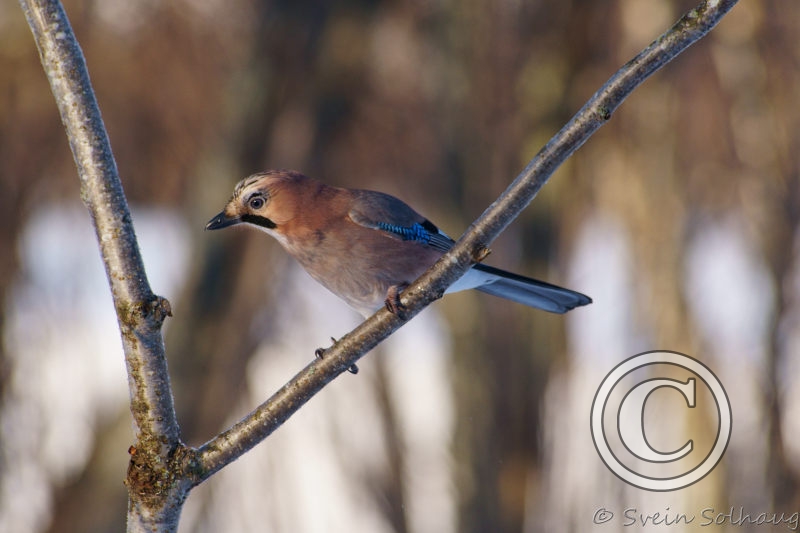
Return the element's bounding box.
[206,170,591,318]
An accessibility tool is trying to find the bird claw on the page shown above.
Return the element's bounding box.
[384,283,409,319]
[315,337,359,374]
[473,245,492,263]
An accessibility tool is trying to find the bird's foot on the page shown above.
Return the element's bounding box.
[315,337,358,374]
[384,283,410,319]
[473,244,492,262]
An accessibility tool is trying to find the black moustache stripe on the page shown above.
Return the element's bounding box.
[241,214,277,229]
[242,213,277,229]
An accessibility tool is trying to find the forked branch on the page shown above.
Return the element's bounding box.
[19,0,738,530]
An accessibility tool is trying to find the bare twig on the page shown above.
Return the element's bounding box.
[20,0,738,529]
[190,0,739,483]
[18,0,186,530]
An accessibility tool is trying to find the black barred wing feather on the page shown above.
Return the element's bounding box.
[348,190,454,253]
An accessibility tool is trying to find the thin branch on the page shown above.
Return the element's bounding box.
[21,0,740,528]
[191,0,739,482]
[18,0,185,529]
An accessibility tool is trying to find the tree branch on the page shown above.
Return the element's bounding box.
[20,0,739,529]
[190,0,739,483]
[18,0,186,529]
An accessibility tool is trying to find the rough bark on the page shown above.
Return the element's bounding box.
[18,0,739,530]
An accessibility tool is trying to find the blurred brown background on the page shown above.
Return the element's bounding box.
[1,0,799,532]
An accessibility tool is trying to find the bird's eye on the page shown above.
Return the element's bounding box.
[248,196,265,210]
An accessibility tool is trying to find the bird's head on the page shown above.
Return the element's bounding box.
[206,170,307,233]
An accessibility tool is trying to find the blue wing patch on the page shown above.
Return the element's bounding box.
[377,222,432,244]
[349,201,454,252]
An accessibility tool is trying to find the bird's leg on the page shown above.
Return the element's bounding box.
[315,337,358,374]
[384,283,410,319]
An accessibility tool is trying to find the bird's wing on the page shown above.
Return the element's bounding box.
[347,190,455,253]
[347,191,591,313]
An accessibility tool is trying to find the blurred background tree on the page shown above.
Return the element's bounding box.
[1,0,798,532]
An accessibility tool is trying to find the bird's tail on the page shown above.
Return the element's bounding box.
[452,263,591,314]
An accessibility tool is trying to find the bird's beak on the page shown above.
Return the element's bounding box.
[205,211,241,231]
